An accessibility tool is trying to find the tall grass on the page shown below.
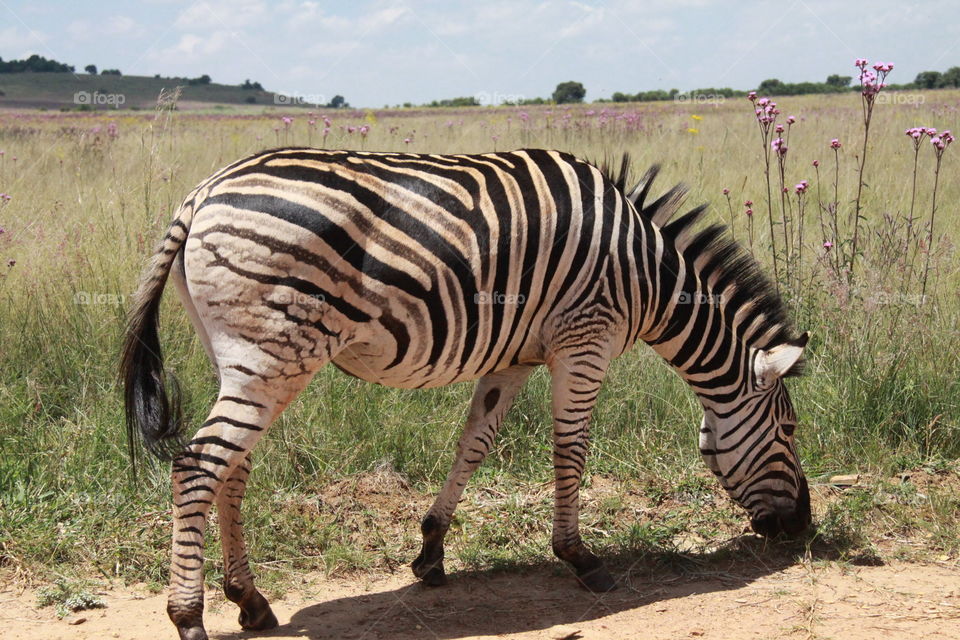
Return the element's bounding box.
[1,90,958,582]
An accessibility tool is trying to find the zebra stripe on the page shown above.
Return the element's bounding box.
[121,147,809,640]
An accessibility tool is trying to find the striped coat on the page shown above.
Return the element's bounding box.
[122,148,809,640]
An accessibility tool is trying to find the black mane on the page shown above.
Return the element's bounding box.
[600,153,804,373]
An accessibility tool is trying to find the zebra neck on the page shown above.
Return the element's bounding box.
[632,238,748,406]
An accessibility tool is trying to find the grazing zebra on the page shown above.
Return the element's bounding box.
[121,147,810,640]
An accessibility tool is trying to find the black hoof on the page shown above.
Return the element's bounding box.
[576,565,617,592]
[176,626,209,640]
[420,566,448,587]
[239,605,278,631]
[412,553,447,586]
[236,590,279,631]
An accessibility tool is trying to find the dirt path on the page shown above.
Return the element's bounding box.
[3,561,958,640]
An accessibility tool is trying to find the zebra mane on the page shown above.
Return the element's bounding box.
[600,154,804,372]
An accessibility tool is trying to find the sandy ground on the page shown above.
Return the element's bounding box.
[3,561,958,640]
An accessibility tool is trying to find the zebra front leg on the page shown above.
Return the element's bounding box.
[412,365,533,586]
[548,348,616,592]
[217,455,278,631]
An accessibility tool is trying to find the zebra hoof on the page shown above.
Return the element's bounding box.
[576,565,617,592]
[420,566,448,587]
[237,592,279,631]
[412,553,447,586]
[175,626,209,640]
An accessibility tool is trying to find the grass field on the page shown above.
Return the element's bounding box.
[0,89,958,597]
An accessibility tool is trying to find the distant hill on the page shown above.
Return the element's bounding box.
[0,72,309,110]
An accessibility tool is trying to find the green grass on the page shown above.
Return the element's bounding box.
[1,90,959,591]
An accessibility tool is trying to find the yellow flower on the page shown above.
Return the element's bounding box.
[687,128,699,134]
[691,115,703,121]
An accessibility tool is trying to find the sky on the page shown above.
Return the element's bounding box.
[1,0,958,107]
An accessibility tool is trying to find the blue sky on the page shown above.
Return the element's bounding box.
[1,0,958,107]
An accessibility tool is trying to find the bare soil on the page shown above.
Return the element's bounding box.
[3,559,958,640]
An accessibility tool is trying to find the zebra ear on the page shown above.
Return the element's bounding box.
[755,332,809,386]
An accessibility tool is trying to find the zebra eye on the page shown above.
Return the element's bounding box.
[782,423,796,437]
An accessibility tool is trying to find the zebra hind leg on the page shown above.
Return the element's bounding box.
[412,365,533,586]
[167,365,328,640]
[217,454,277,631]
[548,347,616,593]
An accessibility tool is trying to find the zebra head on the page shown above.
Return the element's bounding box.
[698,333,810,538]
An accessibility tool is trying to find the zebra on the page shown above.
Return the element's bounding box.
[121,147,810,640]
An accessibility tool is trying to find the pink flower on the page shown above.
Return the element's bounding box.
[758,97,770,107]
[722,188,730,195]
[744,200,753,207]
[404,137,412,144]
[812,159,820,168]
[854,58,868,68]
[745,208,753,217]
[795,180,809,194]
[823,241,833,250]
[359,125,370,137]
[775,124,784,133]
[830,138,842,149]
[926,127,938,136]
[786,115,796,124]
[771,137,787,155]
[747,91,757,102]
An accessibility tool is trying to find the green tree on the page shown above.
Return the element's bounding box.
[914,70,942,89]
[552,81,586,104]
[940,66,960,88]
[84,64,97,75]
[327,95,347,108]
[825,74,851,88]
[757,78,784,94]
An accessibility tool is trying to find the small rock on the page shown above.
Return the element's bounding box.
[68,617,86,625]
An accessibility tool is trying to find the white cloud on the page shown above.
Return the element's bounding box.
[155,30,232,60]
[0,26,45,53]
[175,0,267,30]
[67,15,143,41]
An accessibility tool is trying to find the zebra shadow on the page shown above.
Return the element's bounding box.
[216,533,872,639]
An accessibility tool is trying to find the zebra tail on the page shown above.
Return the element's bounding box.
[120,202,195,470]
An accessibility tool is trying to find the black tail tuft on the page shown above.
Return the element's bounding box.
[120,283,187,474]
